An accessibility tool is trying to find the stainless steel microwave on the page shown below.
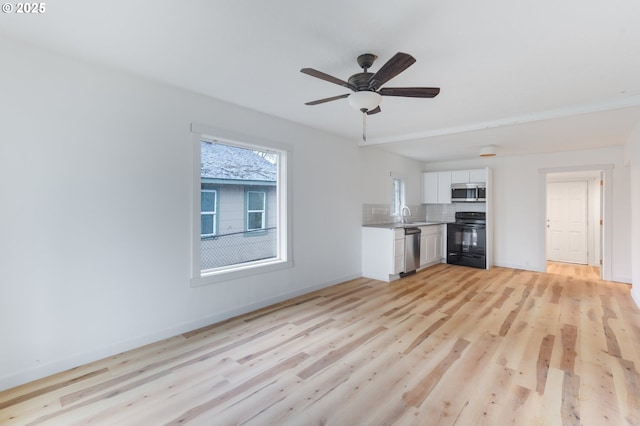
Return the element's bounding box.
[451,183,486,202]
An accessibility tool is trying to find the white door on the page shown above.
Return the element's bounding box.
[546,181,588,264]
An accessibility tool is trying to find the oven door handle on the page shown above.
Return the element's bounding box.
[448,223,485,229]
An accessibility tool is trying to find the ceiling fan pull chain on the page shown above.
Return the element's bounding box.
[362,111,366,142]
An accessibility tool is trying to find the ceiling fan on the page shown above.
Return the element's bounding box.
[301,52,440,141]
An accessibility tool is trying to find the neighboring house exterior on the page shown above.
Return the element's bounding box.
[200,141,277,270]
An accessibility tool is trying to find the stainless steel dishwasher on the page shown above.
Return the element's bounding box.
[400,227,421,277]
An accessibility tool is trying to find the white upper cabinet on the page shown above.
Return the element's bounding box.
[422,172,438,204]
[451,168,487,184]
[437,172,452,203]
[421,171,451,204]
[450,170,470,184]
[469,168,487,183]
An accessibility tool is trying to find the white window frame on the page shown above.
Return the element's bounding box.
[391,176,406,217]
[246,190,266,231]
[201,189,217,237]
[190,123,292,286]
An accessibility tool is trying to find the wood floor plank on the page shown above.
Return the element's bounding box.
[402,338,471,408]
[579,360,622,425]
[0,367,108,411]
[536,333,556,394]
[561,371,581,425]
[165,352,309,425]
[417,332,502,423]
[297,325,387,380]
[1,263,639,425]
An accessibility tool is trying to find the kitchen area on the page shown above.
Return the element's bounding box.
[362,167,492,282]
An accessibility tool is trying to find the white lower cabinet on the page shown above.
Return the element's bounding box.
[362,225,444,282]
[362,227,405,282]
[393,234,405,275]
[419,225,443,267]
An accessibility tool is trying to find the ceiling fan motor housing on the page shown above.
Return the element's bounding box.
[348,72,375,91]
[350,53,378,91]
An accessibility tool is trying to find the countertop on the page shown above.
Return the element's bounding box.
[362,221,448,229]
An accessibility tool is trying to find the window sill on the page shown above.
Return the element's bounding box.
[190,258,292,287]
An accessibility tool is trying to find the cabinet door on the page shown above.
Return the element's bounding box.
[437,171,452,203]
[469,168,487,183]
[393,230,405,275]
[421,172,439,204]
[420,225,443,265]
[451,170,470,184]
[420,226,428,266]
[424,233,438,264]
[434,233,443,261]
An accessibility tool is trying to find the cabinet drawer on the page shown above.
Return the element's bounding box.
[419,224,442,236]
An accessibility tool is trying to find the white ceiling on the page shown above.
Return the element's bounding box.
[3,0,640,162]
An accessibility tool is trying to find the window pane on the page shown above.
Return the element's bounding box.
[248,212,264,230]
[201,214,214,235]
[248,192,265,210]
[391,177,404,216]
[201,191,216,212]
[199,139,282,273]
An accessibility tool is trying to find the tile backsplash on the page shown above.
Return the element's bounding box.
[424,203,457,222]
[362,202,485,225]
[425,202,486,222]
[362,203,427,225]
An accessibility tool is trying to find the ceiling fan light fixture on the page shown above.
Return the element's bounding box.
[348,91,382,112]
[479,145,497,157]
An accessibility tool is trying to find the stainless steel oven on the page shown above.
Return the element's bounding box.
[447,212,486,269]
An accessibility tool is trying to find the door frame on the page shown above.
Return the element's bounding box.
[538,164,613,280]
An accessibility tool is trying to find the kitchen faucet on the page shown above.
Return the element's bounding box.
[401,205,411,223]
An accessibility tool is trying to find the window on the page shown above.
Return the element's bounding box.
[391,177,405,216]
[190,123,291,285]
[201,189,217,237]
[246,190,266,231]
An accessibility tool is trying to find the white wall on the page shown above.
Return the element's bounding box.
[358,147,424,205]
[424,147,631,282]
[628,125,640,307]
[0,36,403,390]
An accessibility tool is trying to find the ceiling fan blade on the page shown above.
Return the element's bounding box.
[304,93,350,105]
[300,68,355,90]
[366,106,381,115]
[379,87,440,98]
[367,52,416,90]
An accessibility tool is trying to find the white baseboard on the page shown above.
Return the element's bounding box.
[611,274,632,284]
[632,289,640,309]
[0,273,360,392]
[492,261,544,272]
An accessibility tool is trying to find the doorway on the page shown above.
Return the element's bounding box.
[546,180,589,264]
[542,167,610,280]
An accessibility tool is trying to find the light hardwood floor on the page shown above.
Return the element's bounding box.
[547,261,601,281]
[1,264,639,425]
